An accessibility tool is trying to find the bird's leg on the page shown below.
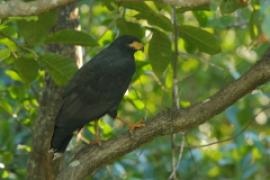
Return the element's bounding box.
[76,122,101,146]
[116,117,145,134]
[76,128,90,144]
[89,120,102,146]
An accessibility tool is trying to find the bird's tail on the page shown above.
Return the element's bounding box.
[50,126,73,159]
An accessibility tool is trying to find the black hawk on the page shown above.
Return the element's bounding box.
[50,35,143,154]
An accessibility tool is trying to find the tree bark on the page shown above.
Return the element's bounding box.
[117,0,210,7]
[0,0,210,18]
[0,0,75,19]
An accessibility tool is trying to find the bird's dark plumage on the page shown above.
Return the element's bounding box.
[51,35,143,153]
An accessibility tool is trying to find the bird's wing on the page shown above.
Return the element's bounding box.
[63,52,106,98]
[55,91,115,130]
[55,48,131,129]
[63,47,133,99]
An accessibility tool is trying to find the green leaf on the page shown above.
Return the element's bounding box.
[116,19,144,38]
[0,38,17,51]
[0,101,13,115]
[121,2,151,13]
[177,4,210,13]
[249,10,261,39]
[0,48,11,61]
[15,57,39,83]
[220,0,246,14]
[17,11,57,45]
[0,24,7,31]
[46,29,98,46]
[208,16,236,29]
[148,29,173,78]
[135,13,172,31]
[5,70,23,82]
[39,53,77,86]
[122,2,172,31]
[179,25,221,54]
[193,11,209,27]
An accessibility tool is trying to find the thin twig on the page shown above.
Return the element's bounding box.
[168,134,185,179]
[186,105,270,149]
[169,6,180,180]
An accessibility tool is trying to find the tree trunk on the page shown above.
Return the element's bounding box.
[27,3,81,180]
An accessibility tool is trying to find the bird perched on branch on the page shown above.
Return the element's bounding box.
[50,35,144,156]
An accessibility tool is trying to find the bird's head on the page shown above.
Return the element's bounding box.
[113,35,144,54]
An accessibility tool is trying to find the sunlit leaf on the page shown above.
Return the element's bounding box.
[0,48,11,61]
[0,38,17,51]
[5,69,23,82]
[0,101,13,115]
[0,24,7,31]
[99,120,112,137]
[180,100,191,108]
[249,10,261,39]
[208,166,220,177]
[181,58,199,72]
[193,11,209,27]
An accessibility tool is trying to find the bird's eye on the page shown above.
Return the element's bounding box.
[128,41,144,50]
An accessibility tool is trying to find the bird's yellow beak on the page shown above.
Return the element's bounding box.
[129,41,144,51]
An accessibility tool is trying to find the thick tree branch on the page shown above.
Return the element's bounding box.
[0,0,75,19]
[117,0,210,7]
[56,50,270,180]
[0,0,210,19]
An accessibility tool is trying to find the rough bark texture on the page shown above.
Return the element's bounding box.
[0,0,210,19]
[55,49,270,180]
[27,3,80,180]
[0,0,75,19]
[117,0,210,6]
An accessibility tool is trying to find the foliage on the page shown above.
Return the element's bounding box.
[0,0,270,179]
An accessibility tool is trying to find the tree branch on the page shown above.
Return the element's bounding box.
[0,0,210,19]
[0,0,75,19]
[117,0,210,7]
[56,50,270,180]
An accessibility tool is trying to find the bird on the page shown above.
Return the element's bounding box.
[50,35,144,155]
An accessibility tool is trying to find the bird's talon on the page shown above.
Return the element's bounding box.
[128,123,146,131]
[128,122,146,134]
[89,140,102,146]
